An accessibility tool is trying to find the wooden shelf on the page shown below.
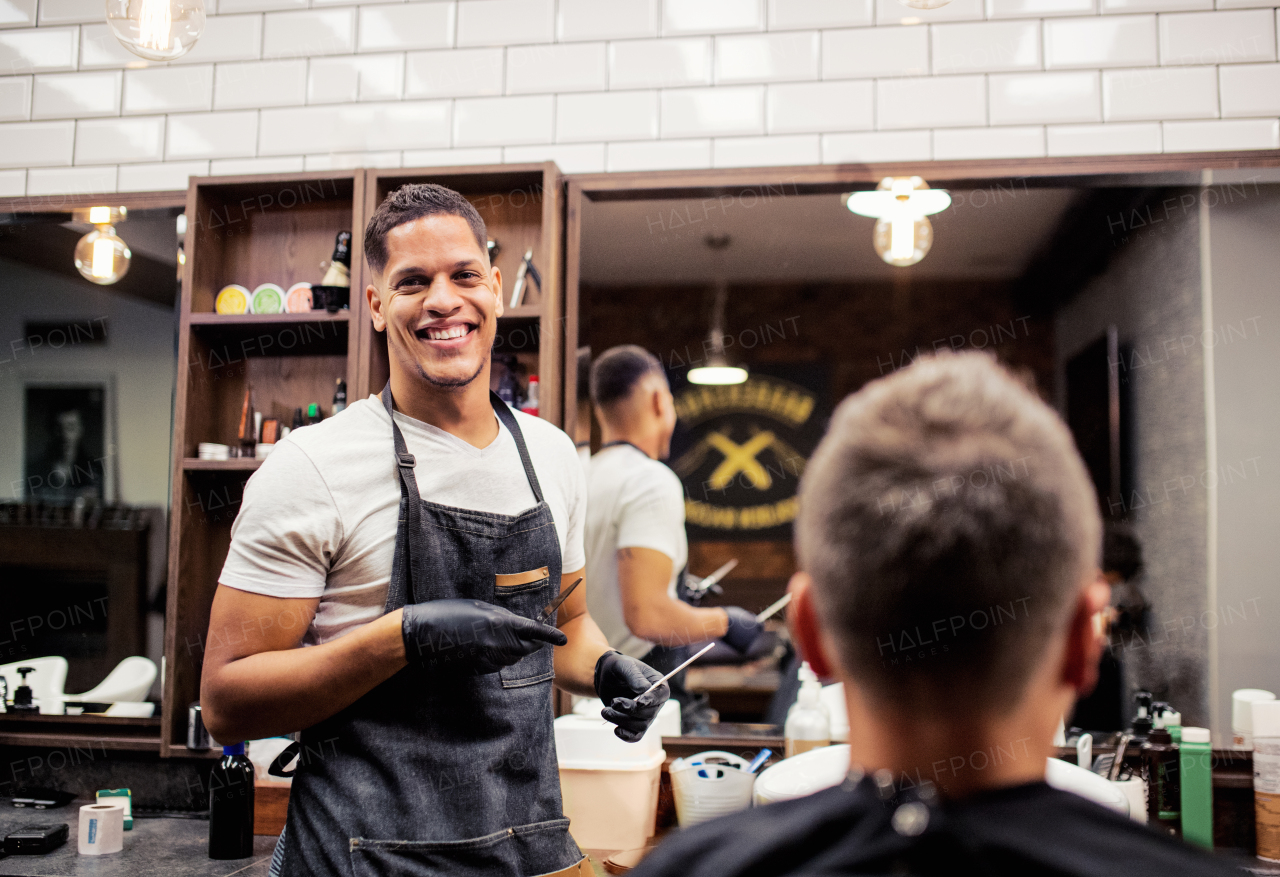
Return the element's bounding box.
[500,305,541,319]
[0,713,162,752]
[189,311,350,326]
[182,458,263,471]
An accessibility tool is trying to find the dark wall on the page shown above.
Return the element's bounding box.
[583,278,1056,602]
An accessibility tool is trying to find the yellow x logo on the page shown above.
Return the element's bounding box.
[705,431,776,490]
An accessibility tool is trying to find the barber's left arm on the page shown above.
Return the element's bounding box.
[553,568,610,695]
[553,568,669,742]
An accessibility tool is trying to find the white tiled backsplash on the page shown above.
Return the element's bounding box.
[0,0,1276,189]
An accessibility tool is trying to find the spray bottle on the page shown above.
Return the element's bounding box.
[785,662,831,758]
[1140,711,1181,837]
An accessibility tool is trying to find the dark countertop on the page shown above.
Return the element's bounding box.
[0,804,276,877]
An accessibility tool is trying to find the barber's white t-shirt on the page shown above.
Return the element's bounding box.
[584,444,688,659]
[219,396,586,645]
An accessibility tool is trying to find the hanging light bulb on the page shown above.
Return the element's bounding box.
[874,215,933,267]
[689,234,748,386]
[73,207,132,285]
[106,0,205,61]
[846,176,950,268]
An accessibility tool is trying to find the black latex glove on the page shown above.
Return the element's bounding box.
[722,606,764,653]
[594,651,669,743]
[402,598,566,675]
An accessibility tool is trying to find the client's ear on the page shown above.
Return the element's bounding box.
[1061,572,1112,695]
[788,572,836,679]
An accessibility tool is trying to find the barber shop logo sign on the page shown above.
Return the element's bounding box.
[670,373,824,540]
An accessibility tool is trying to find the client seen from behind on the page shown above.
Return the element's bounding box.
[633,352,1240,877]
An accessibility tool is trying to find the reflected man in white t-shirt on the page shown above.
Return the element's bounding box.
[584,345,763,725]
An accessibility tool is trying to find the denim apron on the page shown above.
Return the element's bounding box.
[273,385,586,877]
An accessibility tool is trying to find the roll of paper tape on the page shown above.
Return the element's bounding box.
[79,802,125,855]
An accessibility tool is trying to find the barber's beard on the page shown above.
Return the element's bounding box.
[414,344,491,391]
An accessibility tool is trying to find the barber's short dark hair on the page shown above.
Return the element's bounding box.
[590,345,665,409]
[364,183,487,275]
[1103,523,1144,581]
[796,352,1100,718]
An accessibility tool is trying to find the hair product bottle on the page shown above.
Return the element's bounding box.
[1252,701,1280,863]
[320,231,352,288]
[332,378,347,415]
[1179,727,1213,850]
[209,743,255,859]
[785,663,830,758]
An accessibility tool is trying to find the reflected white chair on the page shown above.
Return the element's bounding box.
[74,656,158,704]
[0,656,69,713]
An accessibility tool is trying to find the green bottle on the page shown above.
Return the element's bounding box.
[1179,727,1213,850]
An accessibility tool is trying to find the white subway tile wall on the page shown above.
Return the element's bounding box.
[214,59,307,109]
[358,3,454,53]
[932,124,1045,158]
[75,116,167,164]
[32,69,120,117]
[0,0,1273,193]
[609,37,711,88]
[556,89,658,141]
[310,53,404,103]
[988,70,1100,124]
[0,74,30,120]
[767,0,874,30]
[506,42,607,93]
[766,79,873,133]
[0,0,38,29]
[0,170,27,196]
[1102,65,1218,121]
[26,163,115,194]
[713,31,819,83]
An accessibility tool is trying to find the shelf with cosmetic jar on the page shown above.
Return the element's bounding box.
[164,170,366,758]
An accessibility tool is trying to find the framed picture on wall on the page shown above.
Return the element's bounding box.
[22,375,118,504]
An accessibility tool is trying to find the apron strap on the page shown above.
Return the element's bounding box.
[268,741,300,778]
[379,383,547,608]
[489,391,545,505]
[381,383,429,609]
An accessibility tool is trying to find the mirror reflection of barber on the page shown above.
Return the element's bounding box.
[199,186,668,877]
[584,346,764,728]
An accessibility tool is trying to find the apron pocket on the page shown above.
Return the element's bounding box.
[494,572,557,689]
[348,819,574,877]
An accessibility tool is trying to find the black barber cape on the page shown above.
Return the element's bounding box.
[631,773,1245,877]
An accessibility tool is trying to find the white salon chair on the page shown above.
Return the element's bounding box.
[1,656,68,714]
[74,656,158,704]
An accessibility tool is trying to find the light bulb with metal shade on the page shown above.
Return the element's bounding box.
[688,353,749,386]
[106,0,205,61]
[74,226,132,285]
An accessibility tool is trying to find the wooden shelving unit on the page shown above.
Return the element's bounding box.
[162,170,367,757]
[160,164,566,757]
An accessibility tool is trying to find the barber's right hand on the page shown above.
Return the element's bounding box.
[721,606,764,654]
[402,599,567,675]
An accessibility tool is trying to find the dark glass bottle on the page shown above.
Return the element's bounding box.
[209,743,255,859]
[1141,720,1181,837]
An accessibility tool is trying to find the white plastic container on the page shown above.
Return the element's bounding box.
[785,666,830,758]
[554,715,664,851]
[571,696,681,741]
[669,751,756,827]
[1233,689,1276,749]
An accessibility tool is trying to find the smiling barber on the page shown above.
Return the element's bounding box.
[200,184,668,877]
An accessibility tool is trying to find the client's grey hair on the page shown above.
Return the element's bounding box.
[796,352,1100,717]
